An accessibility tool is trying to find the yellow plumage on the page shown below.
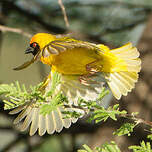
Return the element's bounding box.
[35,33,140,99]
[12,33,141,135]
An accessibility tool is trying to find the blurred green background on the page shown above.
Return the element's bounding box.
[0,0,152,151]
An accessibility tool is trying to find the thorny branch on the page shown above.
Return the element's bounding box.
[0,25,32,38]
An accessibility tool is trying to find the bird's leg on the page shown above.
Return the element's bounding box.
[86,63,100,74]
[79,75,91,86]
[39,73,51,91]
[79,60,102,85]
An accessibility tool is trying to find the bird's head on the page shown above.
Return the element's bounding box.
[26,33,56,55]
[13,33,56,70]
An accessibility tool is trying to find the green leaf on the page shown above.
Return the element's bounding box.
[147,128,152,141]
[129,141,152,152]
[99,141,121,152]
[62,110,83,119]
[131,112,139,116]
[78,144,93,152]
[0,72,63,113]
[78,142,121,152]
[0,81,45,110]
[88,104,127,123]
[113,123,137,136]
[113,104,119,110]
[40,93,65,115]
[97,87,109,101]
[147,134,152,141]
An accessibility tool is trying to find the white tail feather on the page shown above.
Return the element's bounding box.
[105,72,139,99]
[104,43,141,99]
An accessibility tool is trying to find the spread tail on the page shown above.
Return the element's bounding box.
[99,43,141,99]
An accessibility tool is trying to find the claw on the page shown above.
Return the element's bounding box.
[79,76,90,86]
[86,65,100,74]
[86,60,101,74]
[79,75,98,85]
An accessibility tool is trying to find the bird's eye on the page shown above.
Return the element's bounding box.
[32,42,37,48]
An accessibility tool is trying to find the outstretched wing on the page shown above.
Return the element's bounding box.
[9,71,107,136]
[42,37,98,57]
[8,71,83,136]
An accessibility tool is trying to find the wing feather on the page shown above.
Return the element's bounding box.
[38,114,47,136]
[30,108,39,136]
[42,37,97,57]
[46,112,55,134]
[20,107,33,131]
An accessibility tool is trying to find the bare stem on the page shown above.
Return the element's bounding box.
[0,25,32,38]
[58,0,69,28]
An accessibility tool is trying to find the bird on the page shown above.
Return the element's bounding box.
[11,33,141,136]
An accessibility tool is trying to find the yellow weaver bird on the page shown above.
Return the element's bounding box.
[12,33,141,136]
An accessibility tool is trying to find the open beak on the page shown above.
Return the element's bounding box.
[25,47,34,54]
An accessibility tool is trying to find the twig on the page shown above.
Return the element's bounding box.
[64,103,152,129]
[58,0,69,28]
[0,25,32,38]
[64,104,90,114]
[1,0,65,34]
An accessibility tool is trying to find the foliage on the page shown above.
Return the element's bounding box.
[0,81,45,110]
[147,134,152,141]
[1,0,152,151]
[97,87,109,100]
[129,141,152,152]
[78,141,121,152]
[78,140,152,152]
[88,104,127,123]
[78,144,93,152]
[40,93,65,115]
[113,123,137,136]
[0,72,152,152]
